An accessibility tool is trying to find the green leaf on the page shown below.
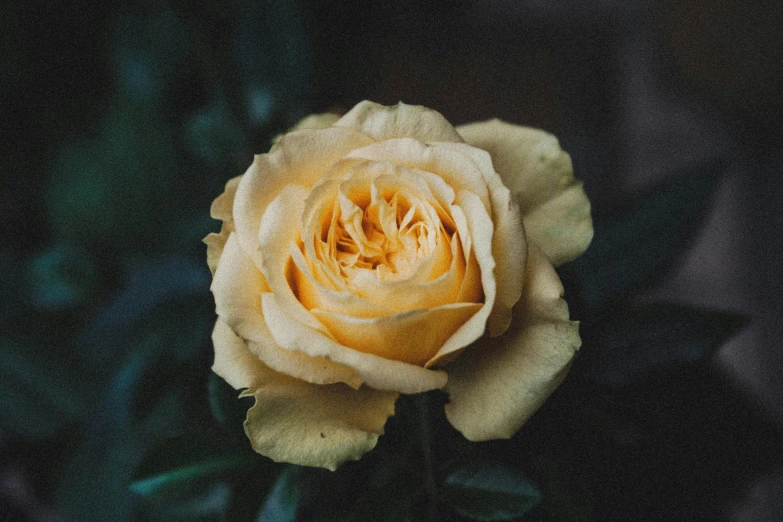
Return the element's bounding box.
[47,96,178,251]
[184,101,246,170]
[578,304,747,386]
[256,466,303,522]
[28,243,99,310]
[223,463,282,522]
[0,340,86,437]
[57,430,144,522]
[144,482,231,522]
[560,159,726,312]
[130,432,256,501]
[131,458,246,499]
[346,459,425,522]
[439,460,541,521]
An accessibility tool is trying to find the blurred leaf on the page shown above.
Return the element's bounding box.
[560,159,726,312]
[57,429,144,522]
[130,431,255,501]
[77,256,211,371]
[28,243,99,310]
[47,96,178,251]
[229,0,312,127]
[57,322,210,522]
[578,304,747,386]
[0,340,86,438]
[224,462,282,522]
[144,482,231,522]
[0,249,25,326]
[112,10,191,102]
[256,465,302,522]
[346,458,424,522]
[184,100,246,169]
[209,372,254,440]
[439,460,541,521]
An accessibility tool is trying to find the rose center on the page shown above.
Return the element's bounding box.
[332,188,446,282]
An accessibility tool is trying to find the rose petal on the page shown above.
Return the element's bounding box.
[427,190,496,366]
[233,127,374,268]
[212,233,362,388]
[457,120,592,266]
[257,184,333,334]
[349,139,525,335]
[204,176,242,275]
[347,139,491,211]
[212,319,267,390]
[204,232,228,277]
[289,243,397,318]
[443,242,581,441]
[212,319,397,471]
[211,175,242,224]
[288,112,341,132]
[311,302,482,366]
[293,165,468,313]
[261,292,448,393]
[436,142,526,337]
[336,101,464,144]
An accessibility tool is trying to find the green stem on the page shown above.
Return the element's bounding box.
[417,392,438,521]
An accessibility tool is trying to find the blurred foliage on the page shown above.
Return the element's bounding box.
[2,0,781,521]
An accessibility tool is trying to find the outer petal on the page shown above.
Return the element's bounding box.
[212,319,397,471]
[443,242,581,441]
[457,120,592,266]
[288,112,341,131]
[212,233,363,388]
[212,319,266,390]
[233,127,374,268]
[204,175,242,275]
[336,101,464,144]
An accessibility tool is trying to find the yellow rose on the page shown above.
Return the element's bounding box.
[205,101,592,470]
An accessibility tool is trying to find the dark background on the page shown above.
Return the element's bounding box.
[2,0,783,520]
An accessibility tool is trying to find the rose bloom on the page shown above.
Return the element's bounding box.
[205,101,592,470]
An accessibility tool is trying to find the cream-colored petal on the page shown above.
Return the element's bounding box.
[211,176,242,225]
[311,303,482,366]
[288,112,341,132]
[212,318,397,471]
[212,233,362,388]
[211,232,270,341]
[436,142,526,337]
[204,231,228,277]
[348,138,525,335]
[261,292,448,393]
[443,242,581,441]
[233,127,374,268]
[257,184,332,334]
[457,120,592,266]
[347,139,491,210]
[427,190,496,366]
[244,378,397,471]
[212,319,267,390]
[205,176,243,275]
[336,101,464,144]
